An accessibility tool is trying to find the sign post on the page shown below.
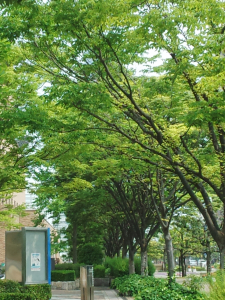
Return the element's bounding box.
[5,227,51,285]
[80,265,94,300]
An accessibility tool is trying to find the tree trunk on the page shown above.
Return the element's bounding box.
[206,240,211,273]
[122,239,128,259]
[72,223,77,263]
[178,256,181,276]
[129,248,135,274]
[141,249,148,276]
[180,250,185,277]
[128,232,136,274]
[163,248,167,271]
[220,246,225,269]
[163,228,175,281]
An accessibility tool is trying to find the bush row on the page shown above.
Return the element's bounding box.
[0,293,32,300]
[54,263,106,279]
[0,280,51,300]
[105,257,155,278]
[55,262,84,278]
[51,270,75,281]
[54,256,155,279]
[111,274,205,300]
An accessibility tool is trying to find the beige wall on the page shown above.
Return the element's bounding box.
[12,191,26,206]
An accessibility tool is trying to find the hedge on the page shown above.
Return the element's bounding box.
[0,293,32,300]
[0,280,51,300]
[24,284,51,300]
[0,279,21,293]
[51,270,75,281]
[55,263,84,278]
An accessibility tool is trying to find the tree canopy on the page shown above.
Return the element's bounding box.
[1,0,225,272]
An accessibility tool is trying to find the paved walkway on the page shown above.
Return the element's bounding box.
[51,288,124,300]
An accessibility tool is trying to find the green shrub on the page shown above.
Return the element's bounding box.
[55,263,84,278]
[0,281,51,300]
[72,263,84,278]
[51,270,75,281]
[135,282,206,300]
[55,263,75,270]
[111,274,166,296]
[78,243,103,265]
[195,266,206,271]
[94,265,105,278]
[104,257,129,277]
[0,267,5,274]
[105,267,111,277]
[23,284,51,300]
[104,257,155,277]
[0,293,33,300]
[183,274,205,291]
[111,274,206,300]
[214,263,220,269]
[0,280,22,293]
[206,270,225,300]
[134,257,155,276]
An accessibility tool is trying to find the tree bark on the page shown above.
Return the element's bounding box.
[220,246,225,269]
[163,228,175,281]
[141,249,148,276]
[129,247,135,274]
[206,240,211,273]
[128,236,136,274]
[122,238,128,258]
[163,248,167,271]
[180,250,186,277]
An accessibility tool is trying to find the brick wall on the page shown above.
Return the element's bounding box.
[19,210,37,228]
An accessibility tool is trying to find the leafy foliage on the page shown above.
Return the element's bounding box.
[135,283,205,300]
[105,257,129,278]
[0,280,21,293]
[206,270,225,300]
[2,0,225,275]
[0,26,43,228]
[111,274,206,300]
[94,265,106,278]
[0,293,32,300]
[134,257,155,276]
[182,275,205,292]
[111,274,165,296]
[23,285,51,300]
[0,281,51,300]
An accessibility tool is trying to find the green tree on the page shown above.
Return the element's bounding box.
[3,0,225,267]
[0,35,42,226]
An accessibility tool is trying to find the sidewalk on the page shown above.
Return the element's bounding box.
[51,287,124,300]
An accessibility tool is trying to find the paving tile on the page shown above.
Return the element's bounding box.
[51,288,124,300]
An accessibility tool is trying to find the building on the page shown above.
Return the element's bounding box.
[0,191,60,264]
